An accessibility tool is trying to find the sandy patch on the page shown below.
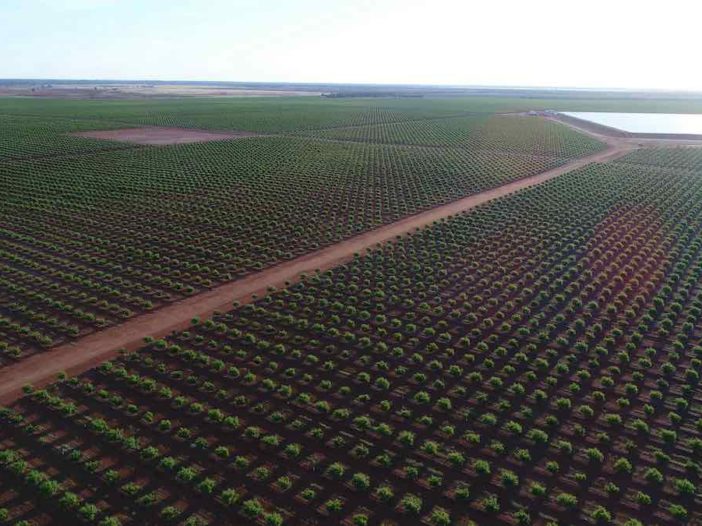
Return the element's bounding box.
[72,127,259,145]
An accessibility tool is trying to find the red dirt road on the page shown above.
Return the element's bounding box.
[0,144,632,404]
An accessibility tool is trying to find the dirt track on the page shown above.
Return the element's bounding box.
[0,142,633,404]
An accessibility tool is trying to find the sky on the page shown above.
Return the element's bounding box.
[2,0,701,91]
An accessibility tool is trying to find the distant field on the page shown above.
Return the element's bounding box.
[293,114,604,157]
[0,98,470,134]
[0,83,323,98]
[4,95,702,133]
[0,96,701,161]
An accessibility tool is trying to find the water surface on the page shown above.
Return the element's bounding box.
[563,112,702,135]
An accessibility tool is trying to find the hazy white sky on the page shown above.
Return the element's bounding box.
[2,0,701,90]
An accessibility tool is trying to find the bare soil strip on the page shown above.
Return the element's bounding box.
[0,143,632,404]
[72,126,259,145]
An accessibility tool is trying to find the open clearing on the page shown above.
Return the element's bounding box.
[72,126,260,145]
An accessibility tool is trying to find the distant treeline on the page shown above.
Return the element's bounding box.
[323,91,424,98]
[3,79,702,102]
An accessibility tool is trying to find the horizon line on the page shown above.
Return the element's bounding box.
[3,78,702,96]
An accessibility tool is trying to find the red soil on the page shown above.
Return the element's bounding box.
[72,127,259,145]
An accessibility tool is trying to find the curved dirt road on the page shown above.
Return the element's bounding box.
[0,143,632,404]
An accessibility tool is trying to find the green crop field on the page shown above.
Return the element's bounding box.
[2,94,702,526]
[0,114,131,160]
[293,114,604,156]
[0,97,605,361]
[4,146,702,525]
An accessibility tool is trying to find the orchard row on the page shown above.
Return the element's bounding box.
[1,132,589,360]
[3,151,702,524]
